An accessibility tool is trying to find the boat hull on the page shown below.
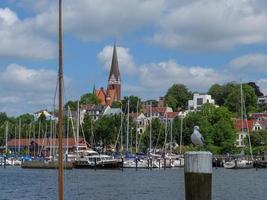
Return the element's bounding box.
[21,160,73,169]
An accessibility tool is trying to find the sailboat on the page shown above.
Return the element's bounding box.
[224,82,254,169]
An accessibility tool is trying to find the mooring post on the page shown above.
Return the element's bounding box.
[94,157,97,171]
[147,158,150,170]
[121,157,124,172]
[164,158,166,170]
[135,157,138,171]
[4,156,6,168]
[184,151,212,200]
[158,159,161,169]
[150,159,153,170]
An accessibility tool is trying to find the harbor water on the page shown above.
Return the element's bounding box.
[0,167,267,200]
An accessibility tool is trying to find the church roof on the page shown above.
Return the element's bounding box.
[108,43,120,81]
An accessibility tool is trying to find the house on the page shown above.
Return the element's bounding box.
[234,119,255,147]
[34,109,57,121]
[80,104,106,121]
[257,96,267,106]
[188,93,215,111]
[103,106,122,116]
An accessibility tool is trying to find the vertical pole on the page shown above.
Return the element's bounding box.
[184,152,212,200]
[58,0,63,199]
[136,100,139,154]
[77,101,80,157]
[121,157,124,172]
[5,121,8,154]
[15,125,17,155]
[120,104,123,152]
[94,157,97,171]
[149,102,152,155]
[126,99,129,152]
[135,157,138,171]
[179,117,183,154]
[19,119,21,155]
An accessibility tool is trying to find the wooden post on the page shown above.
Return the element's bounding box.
[4,156,6,168]
[164,158,166,170]
[94,157,97,171]
[184,151,212,200]
[150,159,153,170]
[147,158,150,169]
[135,157,138,171]
[121,157,124,172]
[158,159,161,169]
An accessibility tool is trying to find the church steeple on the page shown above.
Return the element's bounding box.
[107,42,121,102]
[108,43,120,82]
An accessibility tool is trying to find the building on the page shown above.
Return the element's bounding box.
[80,104,106,121]
[257,96,267,106]
[34,109,57,121]
[234,119,255,147]
[95,43,121,106]
[188,93,215,111]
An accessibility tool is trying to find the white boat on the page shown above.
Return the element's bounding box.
[73,150,122,169]
[123,158,148,168]
[224,159,253,169]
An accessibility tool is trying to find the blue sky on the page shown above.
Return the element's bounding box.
[0,0,267,116]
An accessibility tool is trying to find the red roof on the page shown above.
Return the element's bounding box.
[166,112,179,119]
[6,138,86,147]
[234,119,255,131]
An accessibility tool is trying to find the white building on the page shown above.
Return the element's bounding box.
[188,93,215,111]
[258,96,267,105]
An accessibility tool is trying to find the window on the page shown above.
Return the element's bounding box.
[197,98,203,105]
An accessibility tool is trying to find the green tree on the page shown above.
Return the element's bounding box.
[180,104,236,154]
[0,112,8,125]
[165,84,192,110]
[208,84,224,105]
[64,100,78,110]
[122,96,141,113]
[80,93,100,105]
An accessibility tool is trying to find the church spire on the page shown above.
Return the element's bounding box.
[108,42,120,81]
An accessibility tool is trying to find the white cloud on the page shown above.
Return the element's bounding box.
[139,60,230,93]
[0,64,71,116]
[97,45,137,75]
[229,53,267,73]
[0,8,56,59]
[151,0,267,51]
[31,0,163,41]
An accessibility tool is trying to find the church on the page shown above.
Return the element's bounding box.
[95,44,121,106]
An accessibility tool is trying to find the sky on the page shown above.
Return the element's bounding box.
[0,0,267,116]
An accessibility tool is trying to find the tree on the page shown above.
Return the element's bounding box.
[208,84,224,105]
[80,93,100,105]
[64,100,78,110]
[247,82,263,97]
[180,104,236,154]
[165,84,192,110]
[16,113,34,124]
[0,112,8,125]
[122,96,141,113]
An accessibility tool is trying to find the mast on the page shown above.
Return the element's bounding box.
[76,101,80,156]
[120,103,123,152]
[179,117,183,154]
[126,99,130,152]
[19,119,21,155]
[170,119,173,154]
[135,100,139,154]
[149,101,152,155]
[58,0,63,199]
[5,121,8,154]
[164,112,168,157]
[241,82,253,160]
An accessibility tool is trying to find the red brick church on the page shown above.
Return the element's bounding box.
[95,44,121,105]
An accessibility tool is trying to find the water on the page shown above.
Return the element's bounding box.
[0,167,267,200]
